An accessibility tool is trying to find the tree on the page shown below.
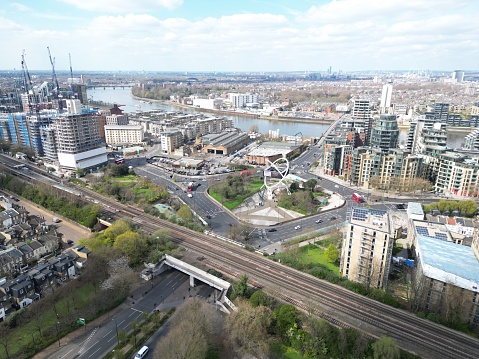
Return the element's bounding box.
[249,290,272,308]
[305,179,317,191]
[372,336,400,359]
[113,231,148,265]
[225,299,272,357]
[236,274,249,297]
[176,205,193,223]
[100,256,136,291]
[274,304,300,338]
[325,244,339,264]
[249,124,259,133]
[103,220,132,245]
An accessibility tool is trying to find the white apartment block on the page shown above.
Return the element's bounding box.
[104,125,144,147]
[340,208,394,289]
[160,129,183,154]
[228,93,258,108]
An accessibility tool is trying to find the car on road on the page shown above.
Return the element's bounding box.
[294,225,301,230]
[187,193,193,198]
[315,219,323,223]
[135,346,149,359]
[267,228,277,232]
[67,240,74,245]
[334,185,339,188]
[206,215,211,219]
[330,216,337,221]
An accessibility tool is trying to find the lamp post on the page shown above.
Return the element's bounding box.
[112,318,119,345]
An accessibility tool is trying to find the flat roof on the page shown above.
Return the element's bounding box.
[407,202,424,216]
[417,234,479,292]
[350,207,390,233]
[412,220,452,242]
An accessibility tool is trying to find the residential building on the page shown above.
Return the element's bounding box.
[369,114,399,154]
[351,99,373,145]
[380,84,393,113]
[340,208,394,289]
[227,93,258,108]
[106,114,129,126]
[53,100,107,170]
[104,125,144,147]
[464,129,479,151]
[159,129,183,154]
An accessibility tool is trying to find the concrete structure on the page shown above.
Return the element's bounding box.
[106,114,129,126]
[246,142,303,165]
[340,208,394,289]
[407,202,425,221]
[351,99,373,145]
[201,131,250,155]
[104,125,144,147]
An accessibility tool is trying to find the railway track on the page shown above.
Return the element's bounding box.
[2,155,479,358]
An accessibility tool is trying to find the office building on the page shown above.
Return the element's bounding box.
[340,208,394,289]
[451,70,465,83]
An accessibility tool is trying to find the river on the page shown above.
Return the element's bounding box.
[89,87,471,147]
[87,87,331,136]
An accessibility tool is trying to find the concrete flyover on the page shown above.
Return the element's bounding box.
[159,254,236,312]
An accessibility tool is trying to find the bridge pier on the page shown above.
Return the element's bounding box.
[189,275,196,287]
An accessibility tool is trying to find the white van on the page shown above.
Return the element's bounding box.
[135,346,149,359]
[52,217,60,223]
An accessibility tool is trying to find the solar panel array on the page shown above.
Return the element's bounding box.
[351,208,369,222]
[416,225,449,241]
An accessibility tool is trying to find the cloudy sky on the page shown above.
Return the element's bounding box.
[1,0,478,72]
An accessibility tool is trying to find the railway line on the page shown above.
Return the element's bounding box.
[1,155,479,358]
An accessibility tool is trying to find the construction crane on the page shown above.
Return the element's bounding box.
[21,50,39,115]
[69,53,76,98]
[47,47,63,112]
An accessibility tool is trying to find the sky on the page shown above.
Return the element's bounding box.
[1,0,478,72]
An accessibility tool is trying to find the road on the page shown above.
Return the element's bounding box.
[46,270,198,359]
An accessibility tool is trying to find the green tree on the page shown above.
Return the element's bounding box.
[274,304,300,339]
[459,200,477,217]
[113,231,148,265]
[103,220,131,245]
[372,336,400,359]
[249,290,272,308]
[236,274,249,297]
[305,179,318,191]
[176,205,193,223]
[325,244,339,264]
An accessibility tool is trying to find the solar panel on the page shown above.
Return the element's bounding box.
[435,233,448,241]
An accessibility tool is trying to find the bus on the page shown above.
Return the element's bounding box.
[115,158,125,165]
[352,193,364,204]
[187,182,197,191]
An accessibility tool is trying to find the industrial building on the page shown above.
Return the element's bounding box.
[410,219,479,324]
[201,131,250,155]
[340,208,394,289]
[245,142,303,165]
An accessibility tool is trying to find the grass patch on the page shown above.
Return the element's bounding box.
[299,245,340,275]
[209,178,263,211]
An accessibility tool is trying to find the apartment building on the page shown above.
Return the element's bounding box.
[227,93,258,108]
[340,208,394,289]
[369,114,399,154]
[54,106,107,171]
[351,99,373,145]
[104,125,144,147]
[106,114,129,126]
[159,129,183,154]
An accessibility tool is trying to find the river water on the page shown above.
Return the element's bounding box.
[88,87,331,136]
[88,87,471,147]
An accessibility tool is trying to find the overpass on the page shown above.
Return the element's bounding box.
[154,254,236,312]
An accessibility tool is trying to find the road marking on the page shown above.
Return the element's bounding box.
[88,347,101,358]
[103,330,112,338]
[131,307,144,314]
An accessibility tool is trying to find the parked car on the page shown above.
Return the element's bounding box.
[294,225,301,230]
[330,216,337,221]
[67,240,74,245]
[315,219,323,223]
[268,228,277,232]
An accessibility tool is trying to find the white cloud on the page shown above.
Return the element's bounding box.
[10,2,32,11]
[60,0,183,12]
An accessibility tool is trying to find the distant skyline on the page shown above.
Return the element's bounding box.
[1,0,478,72]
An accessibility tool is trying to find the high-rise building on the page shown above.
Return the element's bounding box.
[380,84,393,113]
[351,100,373,145]
[340,208,394,289]
[53,100,107,170]
[159,129,183,154]
[369,114,399,154]
[451,70,465,83]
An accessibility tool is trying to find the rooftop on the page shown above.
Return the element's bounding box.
[412,220,451,242]
[407,202,424,216]
[417,234,479,292]
[350,207,390,232]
